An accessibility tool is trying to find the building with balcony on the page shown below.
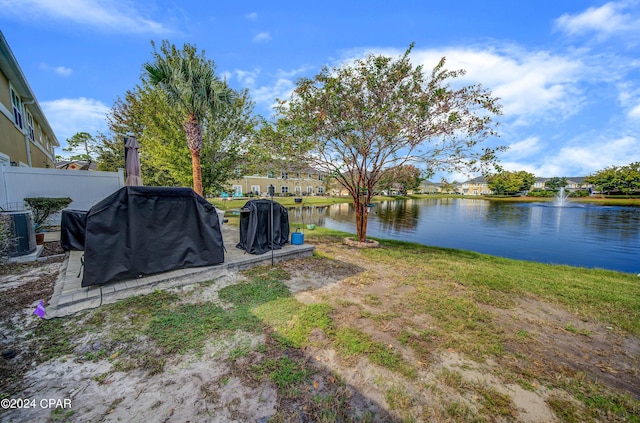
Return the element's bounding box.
[0,31,58,168]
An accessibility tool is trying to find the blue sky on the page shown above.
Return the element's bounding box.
[1,0,639,180]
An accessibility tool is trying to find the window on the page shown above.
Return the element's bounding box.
[281,186,289,194]
[281,172,288,179]
[10,86,23,129]
[26,110,35,142]
[295,173,300,179]
[318,174,324,181]
[308,173,313,179]
[267,171,275,178]
[307,186,313,194]
[294,186,302,194]
[251,185,261,195]
[234,168,241,176]
[317,187,324,194]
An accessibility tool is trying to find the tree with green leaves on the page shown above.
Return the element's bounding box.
[101,64,257,193]
[62,132,97,161]
[545,176,568,190]
[486,170,536,195]
[93,132,125,172]
[144,41,234,196]
[270,44,503,242]
[377,164,423,195]
[585,162,640,195]
[440,179,458,194]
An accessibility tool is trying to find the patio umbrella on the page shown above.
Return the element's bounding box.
[124,136,143,186]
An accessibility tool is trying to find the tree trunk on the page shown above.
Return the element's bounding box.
[189,148,203,196]
[354,196,369,242]
[184,114,204,196]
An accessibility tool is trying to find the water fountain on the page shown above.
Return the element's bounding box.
[553,187,570,206]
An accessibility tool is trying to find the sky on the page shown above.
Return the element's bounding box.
[1,0,639,181]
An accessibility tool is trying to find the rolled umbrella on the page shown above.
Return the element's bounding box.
[124,136,143,186]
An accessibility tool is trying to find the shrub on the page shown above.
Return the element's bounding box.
[527,189,554,198]
[569,190,590,198]
[24,197,72,232]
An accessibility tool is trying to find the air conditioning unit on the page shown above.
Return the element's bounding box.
[2,211,36,256]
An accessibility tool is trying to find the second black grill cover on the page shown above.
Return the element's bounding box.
[60,209,87,251]
[236,199,289,255]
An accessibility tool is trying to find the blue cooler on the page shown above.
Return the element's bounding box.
[291,232,304,245]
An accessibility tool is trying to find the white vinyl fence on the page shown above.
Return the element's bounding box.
[0,166,125,214]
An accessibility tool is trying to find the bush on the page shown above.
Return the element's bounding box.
[569,190,590,198]
[24,197,72,232]
[527,189,555,198]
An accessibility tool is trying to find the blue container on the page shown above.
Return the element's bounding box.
[291,232,304,245]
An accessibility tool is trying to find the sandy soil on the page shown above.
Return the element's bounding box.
[1,240,638,422]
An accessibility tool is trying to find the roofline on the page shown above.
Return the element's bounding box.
[0,31,59,147]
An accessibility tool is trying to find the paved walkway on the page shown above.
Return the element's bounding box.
[46,225,314,318]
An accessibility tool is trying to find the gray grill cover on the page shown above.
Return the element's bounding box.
[81,186,224,287]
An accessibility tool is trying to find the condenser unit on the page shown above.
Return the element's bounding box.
[2,211,36,256]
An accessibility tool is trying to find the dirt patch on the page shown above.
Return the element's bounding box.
[493,297,640,398]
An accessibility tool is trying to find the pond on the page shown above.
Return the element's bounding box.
[288,198,640,274]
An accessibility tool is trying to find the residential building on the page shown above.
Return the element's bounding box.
[461,176,490,195]
[228,167,327,197]
[417,180,443,194]
[0,31,58,168]
[459,175,592,196]
[532,177,591,191]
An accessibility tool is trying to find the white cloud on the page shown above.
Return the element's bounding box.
[0,0,172,34]
[252,32,271,43]
[501,135,640,177]
[411,47,587,126]
[246,12,258,21]
[556,136,639,173]
[275,66,313,79]
[617,81,640,118]
[54,66,73,76]
[39,63,73,76]
[252,78,296,110]
[503,137,542,160]
[555,1,640,40]
[41,97,110,144]
[337,46,588,127]
[227,66,313,112]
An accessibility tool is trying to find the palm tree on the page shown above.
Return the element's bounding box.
[144,42,232,196]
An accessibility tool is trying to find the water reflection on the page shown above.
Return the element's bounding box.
[287,205,327,227]
[288,198,640,273]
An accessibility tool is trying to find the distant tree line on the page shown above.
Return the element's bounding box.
[585,162,640,195]
[484,162,640,196]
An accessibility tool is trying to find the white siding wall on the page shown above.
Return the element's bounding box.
[0,166,125,213]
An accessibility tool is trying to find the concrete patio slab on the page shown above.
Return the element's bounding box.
[45,225,314,318]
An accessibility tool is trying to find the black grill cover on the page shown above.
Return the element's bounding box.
[236,200,289,255]
[60,210,87,251]
[82,186,224,287]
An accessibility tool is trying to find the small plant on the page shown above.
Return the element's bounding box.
[23,197,72,232]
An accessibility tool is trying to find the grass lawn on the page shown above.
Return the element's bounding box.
[2,226,638,422]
